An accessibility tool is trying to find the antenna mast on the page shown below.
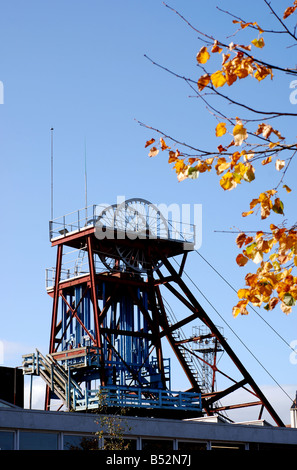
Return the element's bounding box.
[84,138,88,220]
[50,128,54,221]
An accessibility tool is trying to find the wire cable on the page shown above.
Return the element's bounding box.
[195,250,295,353]
[172,256,293,403]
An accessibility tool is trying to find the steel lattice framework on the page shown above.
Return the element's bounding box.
[35,198,285,425]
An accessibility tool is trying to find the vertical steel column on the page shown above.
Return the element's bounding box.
[49,244,63,353]
[46,243,63,409]
[86,234,106,385]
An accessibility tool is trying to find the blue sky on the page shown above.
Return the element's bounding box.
[1,0,297,424]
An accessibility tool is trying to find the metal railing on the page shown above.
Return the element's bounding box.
[22,350,202,413]
[73,385,202,412]
[49,203,196,246]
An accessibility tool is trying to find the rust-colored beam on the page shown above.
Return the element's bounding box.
[49,244,63,354]
[46,244,63,409]
[86,234,106,384]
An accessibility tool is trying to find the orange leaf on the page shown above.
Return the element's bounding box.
[236,253,249,266]
[168,151,177,163]
[236,233,246,248]
[145,138,155,148]
[217,144,226,153]
[232,299,249,317]
[211,40,223,53]
[160,138,170,151]
[197,74,211,91]
[254,64,273,81]
[284,4,297,19]
[242,210,254,217]
[283,184,292,193]
[261,156,272,165]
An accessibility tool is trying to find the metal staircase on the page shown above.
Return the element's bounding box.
[163,302,210,394]
[22,349,84,409]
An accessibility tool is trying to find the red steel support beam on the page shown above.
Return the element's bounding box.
[86,234,106,385]
[160,256,285,427]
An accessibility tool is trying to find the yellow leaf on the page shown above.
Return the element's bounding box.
[220,171,237,190]
[216,159,231,175]
[252,37,265,48]
[196,46,210,64]
[211,70,227,88]
[197,74,211,91]
[237,288,250,299]
[243,164,255,182]
[215,122,227,137]
[173,159,186,173]
[242,210,254,217]
[233,122,248,146]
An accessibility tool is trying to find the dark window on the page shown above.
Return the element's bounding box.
[141,439,173,451]
[178,441,207,451]
[64,434,99,450]
[19,431,58,450]
[0,431,14,450]
[249,442,297,450]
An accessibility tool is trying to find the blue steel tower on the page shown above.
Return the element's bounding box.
[23,197,284,426]
[43,198,202,417]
